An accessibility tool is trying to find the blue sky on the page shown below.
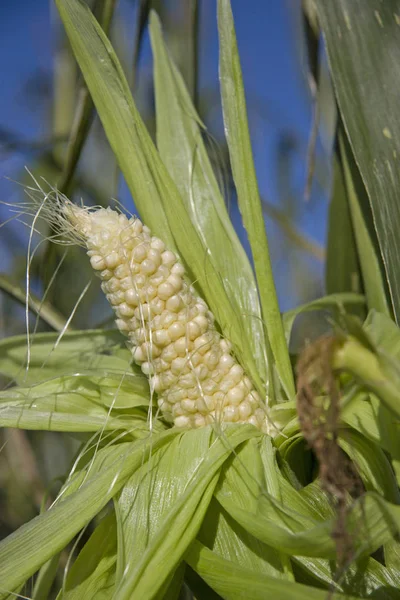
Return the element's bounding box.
[0,0,329,312]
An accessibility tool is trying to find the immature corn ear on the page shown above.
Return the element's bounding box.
[65,204,269,431]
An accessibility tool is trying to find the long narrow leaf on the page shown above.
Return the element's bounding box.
[217,0,293,400]
[339,132,391,316]
[317,0,400,321]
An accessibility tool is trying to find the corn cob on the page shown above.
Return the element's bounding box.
[63,203,269,431]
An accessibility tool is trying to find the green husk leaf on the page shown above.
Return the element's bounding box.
[113,425,260,600]
[149,12,267,386]
[338,429,400,503]
[0,330,150,432]
[217,0,293,399]
[347,310,400,484]
[364,309,400,357]
[33,554,60,600]
[215,438,397,560]
[0,329,130,386]
[0,430,178,597]
[55,511,117,599]
[185,540,359,600]
[0,371,149,411]
[199,497,293,581]
[0,405,134,433]
[199,439,292,579]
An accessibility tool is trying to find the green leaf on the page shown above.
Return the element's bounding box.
[33,554,60,600]
[185,540,360,600]
[215,438,396,560]
[0,369,152,433]
[56,511,117,599]
[362,310,400,483]
[1,371,149,411]
[325,157,362,298]
[114,425,259,600]
[0,329,129,386]
[338,131,391,317]
[201,497,293,579]
[334,312,400,484]
[198,440,292,580]
[364,309,400,358]
[0,430,177,596]
[317,0,400,321]
[340,391,392,453]
[115,429,219,585]
[149,12,267,387]
[0,405,133,433]
[338,429,400,503]
[0,330,151,432]
[217,0,293,399]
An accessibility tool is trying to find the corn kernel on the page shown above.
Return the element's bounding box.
[161,250,176,266]
[168,321,186,341]
[105,251,120,269]
[227,387,244,405]
[90,255,106,270]
[166,295,183,313]
[167,274,182,293]
[125,289,140,306]
[158,282,175,301]
[153,329,170,347]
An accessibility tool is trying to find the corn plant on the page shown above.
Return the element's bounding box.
[1,0,400,598]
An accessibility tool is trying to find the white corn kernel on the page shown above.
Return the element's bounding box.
[90,255,106,270]
[227,387,245,405]
[168,321,186,342]
[105,251,120,269]
[166,295,183,312]
[151,238,165,252]
[158,282,174,301]
[125,289,139,306]
[153,329,170,347]
[171,263,185,276]
[238,401,252,420]
[167,274,182,293]
[132,244,148,263]
[161,250,176,266]
[175,415,191,428]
